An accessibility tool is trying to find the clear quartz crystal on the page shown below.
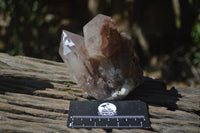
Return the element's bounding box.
[59,14,143,100]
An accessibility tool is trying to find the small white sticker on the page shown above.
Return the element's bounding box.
[98,102,117,116]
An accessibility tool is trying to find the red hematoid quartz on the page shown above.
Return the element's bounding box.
[59,14,143,100]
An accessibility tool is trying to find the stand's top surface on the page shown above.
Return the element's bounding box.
[0,53,199,133]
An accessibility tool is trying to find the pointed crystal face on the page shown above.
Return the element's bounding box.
[59,14,143,100]
[83,14,121,59]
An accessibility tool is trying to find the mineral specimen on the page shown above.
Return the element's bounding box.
[59,14,143,100]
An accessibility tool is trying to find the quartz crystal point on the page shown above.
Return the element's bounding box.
[59,14,143,100]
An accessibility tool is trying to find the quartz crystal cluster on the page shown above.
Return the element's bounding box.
[59,14,143,100]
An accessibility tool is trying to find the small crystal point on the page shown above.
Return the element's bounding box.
[59,14,143,100]
[59,30,91,83]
